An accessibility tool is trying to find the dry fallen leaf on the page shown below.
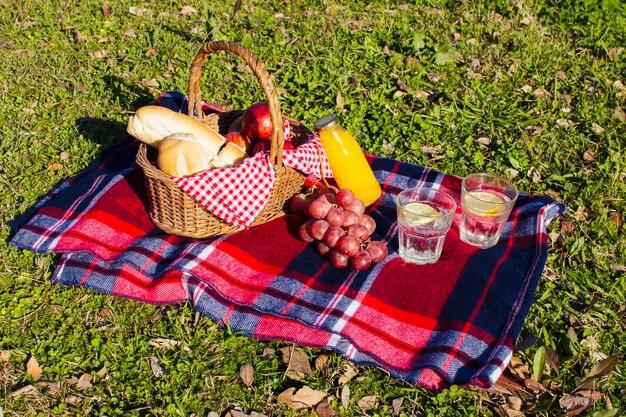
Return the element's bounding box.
[340,384,350,409]
[315,401,335,417]
[47,163,63,171]
[556,118,574,128]
[277,386,327,409]
[583,150,595,162]
[26,356,43,381]
[262,347,275,360]
[315,354,330,375]
[66,376,79,385]
[524,377,547,393]
[281,346,311,380]
[527,166,542,183]
[520,84,534,94]
[180,5,197,15]
[96,366,108,379]
[66,394,82,405]
[559,394,592,415]
[124,29,137,38]
[533,88,552,99]
[77,373,93,390]
[338,363,358,386]
[91,50,107,59]
[239,363,254,387]
[591,123,605,134]
[1,350,10,362]
[357,395,377,411]
[336,91,345,110]
[474,136,491,146]
[391,397,404,416]
[572,206,588,221]
[149,356,164,378]
[577,390,604,400]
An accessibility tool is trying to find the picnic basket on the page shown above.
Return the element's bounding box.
[136,40,310,239]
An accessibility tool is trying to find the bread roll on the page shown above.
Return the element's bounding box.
[127,105,226,152]
[156,133,215,177]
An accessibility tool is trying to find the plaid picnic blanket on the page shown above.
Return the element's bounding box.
[9,101,566,391]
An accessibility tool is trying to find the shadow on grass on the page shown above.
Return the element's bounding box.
[9,79,156,235]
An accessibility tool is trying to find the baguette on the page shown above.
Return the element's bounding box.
[211,142,248,169]
[127,105,226,152]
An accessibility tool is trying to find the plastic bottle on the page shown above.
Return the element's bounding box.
[314,114,382,206]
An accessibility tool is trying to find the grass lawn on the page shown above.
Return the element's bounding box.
[1,0,624,416]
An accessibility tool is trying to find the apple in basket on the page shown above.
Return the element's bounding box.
[253,139,295,155]
[242,101,273,141]
[224,131,253,155]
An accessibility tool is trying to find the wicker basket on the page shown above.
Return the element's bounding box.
[135,40,310,239]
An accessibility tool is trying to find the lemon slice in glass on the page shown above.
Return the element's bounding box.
[403,202,440,225]
[465,191,506,216]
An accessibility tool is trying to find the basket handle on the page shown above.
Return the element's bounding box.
[188,40,286,168]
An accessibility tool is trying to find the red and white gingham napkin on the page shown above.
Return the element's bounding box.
[173,126,332,229]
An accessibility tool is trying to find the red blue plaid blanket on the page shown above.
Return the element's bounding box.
[9,97,566,390]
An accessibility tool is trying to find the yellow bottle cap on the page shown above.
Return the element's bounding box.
[314,114,340,131]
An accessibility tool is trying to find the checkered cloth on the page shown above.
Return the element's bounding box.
[156,92,331,229]
[9,101,566,390]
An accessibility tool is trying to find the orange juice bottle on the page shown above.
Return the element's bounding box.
[314,114,382,206]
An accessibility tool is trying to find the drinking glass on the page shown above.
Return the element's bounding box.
[396,187,457,264]
[459,173,518,249]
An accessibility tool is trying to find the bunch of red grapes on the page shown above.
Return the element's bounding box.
[290,187,388,270]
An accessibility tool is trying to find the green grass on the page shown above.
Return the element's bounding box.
[1,0,624,415]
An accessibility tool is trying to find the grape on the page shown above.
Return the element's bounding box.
[342,210,360,228]
[336,235,360,256]
[347,224,370,242]
[336,189,356,208]
[326,207,345,227]
[323,226,345,248]
[317,241,331,257]
[365,240,388,262]
[318,192,337,205]
[317,186,337,196]
[309,219,330,240]
[329,250,350,268]
[289,193,309,214]
[351,250,372,270]
[359,214,376,236]
[298,219,315,242]
[308,197,332,219]
[345,198,366,217]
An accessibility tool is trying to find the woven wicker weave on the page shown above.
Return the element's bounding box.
[135,41,309,238]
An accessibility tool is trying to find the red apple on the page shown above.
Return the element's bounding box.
[224,131,253,154]
[242,101,273,141]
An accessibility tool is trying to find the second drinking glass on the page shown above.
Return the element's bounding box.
[396,187,456,265]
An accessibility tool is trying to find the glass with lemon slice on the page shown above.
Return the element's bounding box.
[460,173,519,249]
[396,187,457,264]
